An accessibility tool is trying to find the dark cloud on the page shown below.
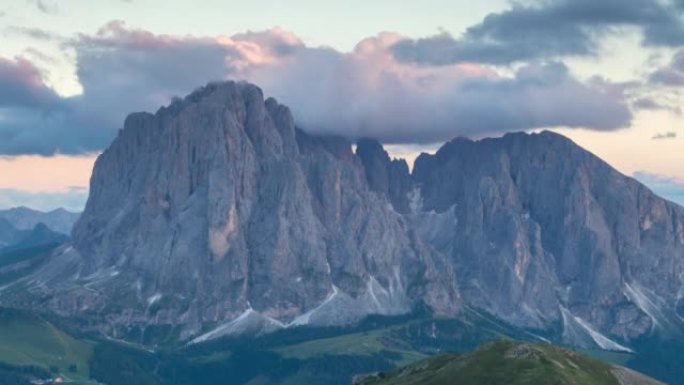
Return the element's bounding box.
[652,131,678,139]
[0,57,61,108]
[633,171,684,207]
[392,0,684,65]
[70,21,238,131]
[0,22,240,155]
[0,25,632,154]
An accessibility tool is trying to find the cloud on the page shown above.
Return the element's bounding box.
[4,26,61,41]
[0,187,87,212]
[633,97,667,110]
[0,57,61,108]
[392,0,684,65]
[633,171,684,207]
[650,50,684,85]
[28,0,58,15]
[631,96,683,114]
[249,48,631,142]
[652,131,678,139]
[0,23,633,154]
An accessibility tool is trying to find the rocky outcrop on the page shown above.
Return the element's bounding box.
[355,138,412,213]
[5,80,684,348]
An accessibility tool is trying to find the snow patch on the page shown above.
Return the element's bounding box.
[190,308,257,344]
[289,285,340,326]
[147,293,162,306]
[560,307,632,352]
[623,281,672,331]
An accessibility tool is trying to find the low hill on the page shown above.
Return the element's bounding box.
[0,307,94,384]
[354,340,663,385]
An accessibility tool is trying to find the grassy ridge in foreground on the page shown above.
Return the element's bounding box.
[354,340,661,385]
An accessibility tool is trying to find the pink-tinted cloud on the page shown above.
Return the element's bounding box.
[0,57,60,108]
[0,23,632,155]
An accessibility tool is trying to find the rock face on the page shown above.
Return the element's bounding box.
[8,80,684,347]
[409,133,684,344]
[19,82,458,340]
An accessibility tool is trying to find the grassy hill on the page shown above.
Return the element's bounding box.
[354,340,662,385]
[0,305,673,385]
[0,307,94,384]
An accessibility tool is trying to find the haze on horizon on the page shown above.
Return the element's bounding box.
[0,0,683,211]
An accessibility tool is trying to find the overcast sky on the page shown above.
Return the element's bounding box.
[0,0,683,211]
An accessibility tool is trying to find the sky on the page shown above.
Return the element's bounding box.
[0,0,683,211]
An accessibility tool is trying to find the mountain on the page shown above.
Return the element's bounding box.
[407,133,684,345]
[0,218,25,249]
[0,219,68,254]
[0,207,80,235]
[4,80,683,351]
[0,223,68,254]
[353,340,663,385]
[10,81,458,341]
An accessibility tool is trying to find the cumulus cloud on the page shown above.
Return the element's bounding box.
[634,171,684,206]
[392,0,684,65]
[0,23,633,154]
[0,57,61,108]
[248,42,631,142]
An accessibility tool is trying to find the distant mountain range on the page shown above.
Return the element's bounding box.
[0,207,79,255]
[1,81,683,360]
[0,207,80,236]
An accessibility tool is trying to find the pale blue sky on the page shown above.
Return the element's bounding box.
[2,0,509,51]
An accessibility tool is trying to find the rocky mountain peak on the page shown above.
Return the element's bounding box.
[5,81,683,351]
[24,80,459,342]
[355,138,411,213]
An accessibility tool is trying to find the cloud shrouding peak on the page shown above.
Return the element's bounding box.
[392,0,684,66]
[0,23,632,155]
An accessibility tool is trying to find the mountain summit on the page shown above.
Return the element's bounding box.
[6,81,684,348]
[14,81,458,341]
